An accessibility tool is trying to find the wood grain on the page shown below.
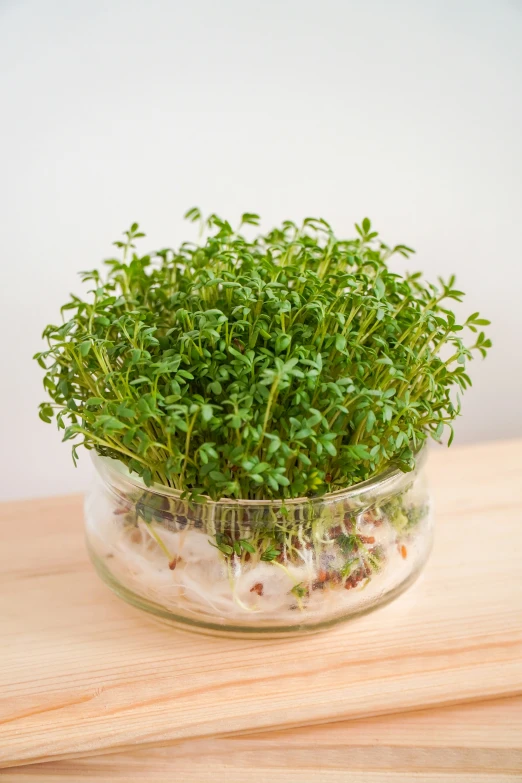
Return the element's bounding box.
[4,697,522,782]
[1,439,521,768]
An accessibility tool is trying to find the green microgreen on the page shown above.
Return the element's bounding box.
[291,583,308,599]
[35,210,491,500]
[337,533,358,556]
[260,544,281,562]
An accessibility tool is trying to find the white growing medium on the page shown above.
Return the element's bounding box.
[85,490,433,627]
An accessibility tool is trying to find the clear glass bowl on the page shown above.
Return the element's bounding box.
[85,450,433,637]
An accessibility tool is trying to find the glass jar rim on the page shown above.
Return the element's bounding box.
[91,443,427,509]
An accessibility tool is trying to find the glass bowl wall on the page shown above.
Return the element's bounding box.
[85,450,433,637]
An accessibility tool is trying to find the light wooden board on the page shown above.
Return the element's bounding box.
[4,697,522,782]
[1,439,522,768]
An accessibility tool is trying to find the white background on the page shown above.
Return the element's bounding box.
[1,0,521,501]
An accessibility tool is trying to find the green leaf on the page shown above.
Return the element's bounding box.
[267,437,281,455]
[102,417,126,432]
[38,404,54,423]
[337,533,356,555]
[201,404,213,422]
[261,545,281,562]
[62,425,80,441]
[240,212,260,226]
[209,470,227,482]
[335,334,346,352]
[344,444,371,460]
[374,277,385,300]
[291,583,307,598]
[86,397,105,406]
[322,440,337,456]
[184,206,202,222]
[116,405,135,419]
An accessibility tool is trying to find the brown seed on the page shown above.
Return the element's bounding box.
[359,535,375,544]
[169,557,180,570]
[250,582,263,596]
[363,510,383,526]
[344,515,355,532]
[345,568,367,589]
[317,570,328,583]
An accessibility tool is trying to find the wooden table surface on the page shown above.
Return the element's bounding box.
[1,439,522,777]
[3,697,522,782]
